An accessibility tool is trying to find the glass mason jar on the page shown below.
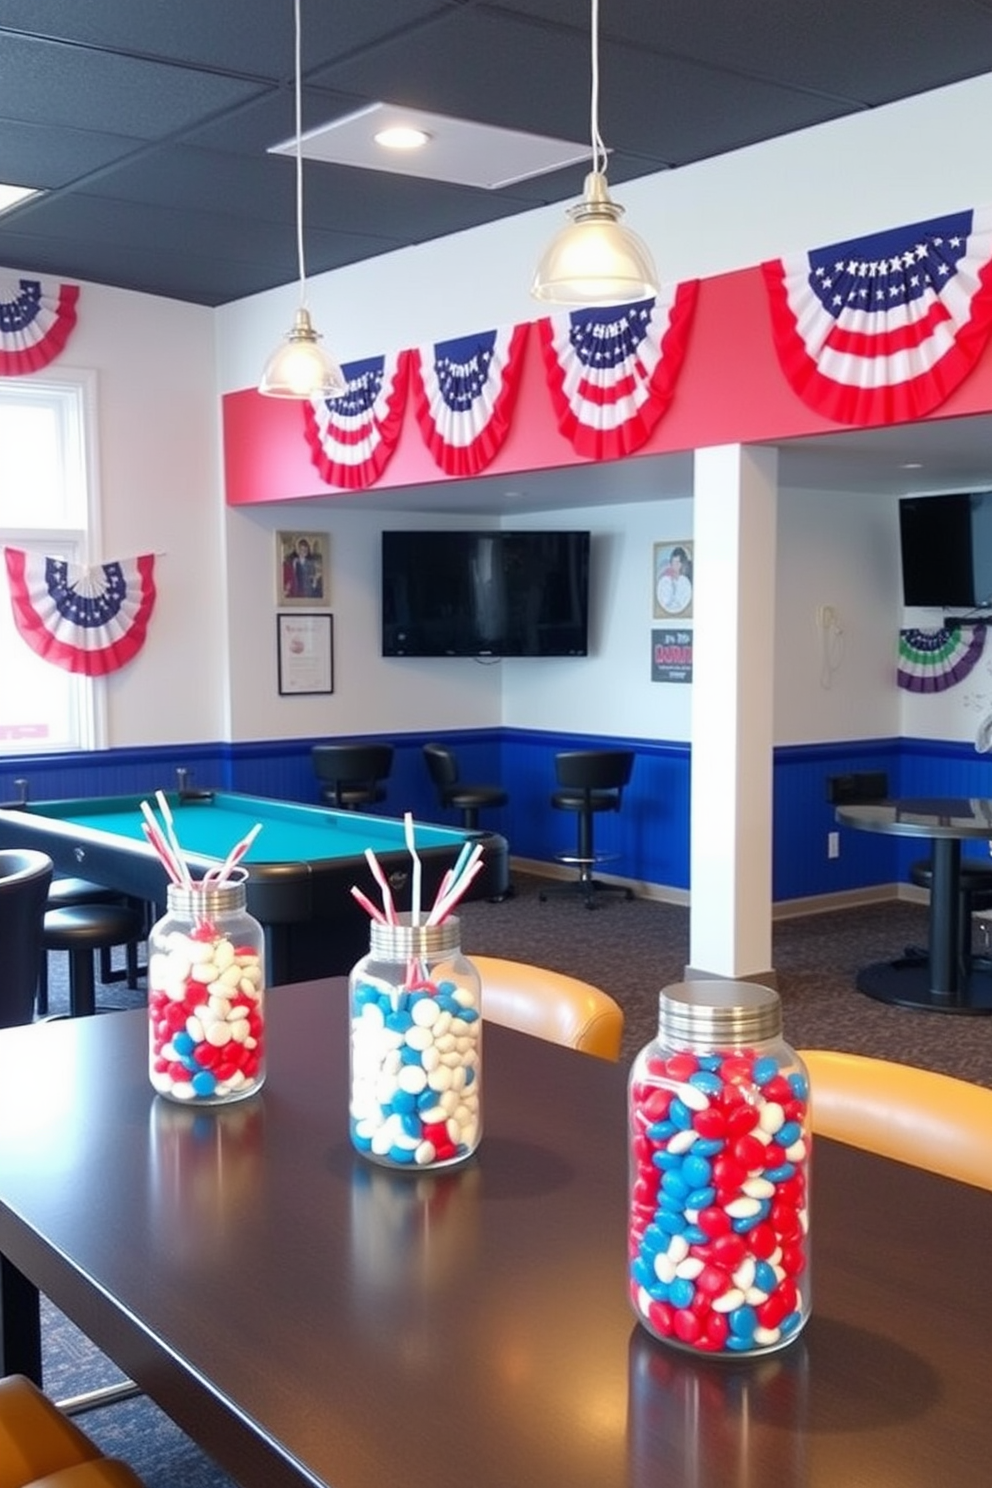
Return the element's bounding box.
[147,875,266,1104]
[628,980,810,1357]
[349,914,481,1169]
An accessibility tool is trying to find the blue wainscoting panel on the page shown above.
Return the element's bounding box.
[7,732,989,902]
[772,740,902,900]
[499,729,691,890]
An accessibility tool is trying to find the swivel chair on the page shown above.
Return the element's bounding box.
[800,1049,992,1192]
[540,749,635,909]
[0,849,52,1028]
[423,742,507,830]
[312,742,394,810]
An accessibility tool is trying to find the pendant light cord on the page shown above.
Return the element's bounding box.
[589,0,607,177]
[293,0,307,311]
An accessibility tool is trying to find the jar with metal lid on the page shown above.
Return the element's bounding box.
[349,914,481,1169]
[628,980,810,1356]
[147,873,266,1104]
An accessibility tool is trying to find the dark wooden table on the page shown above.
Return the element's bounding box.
[1,982,990,1488]
[837,796,992,1012]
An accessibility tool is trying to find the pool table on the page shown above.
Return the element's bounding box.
[0,791,508,983]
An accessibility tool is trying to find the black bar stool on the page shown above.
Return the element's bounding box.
[43,901,145,1018]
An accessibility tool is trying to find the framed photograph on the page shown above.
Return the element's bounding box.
[276,530,330,607]
[653,540,694,619]
[277,613,334,695]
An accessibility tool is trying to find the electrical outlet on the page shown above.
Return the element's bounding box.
[816,605,836,630]
[828,831,840,859]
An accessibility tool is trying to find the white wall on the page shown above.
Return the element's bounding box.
[45,284,224,747]
[774,489,903,745]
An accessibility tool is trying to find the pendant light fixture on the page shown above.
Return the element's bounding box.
[531,0,659,307]
[259,0,345,399]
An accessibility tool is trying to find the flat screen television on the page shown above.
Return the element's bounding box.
[899,492,992,609]
[381,529,590,657]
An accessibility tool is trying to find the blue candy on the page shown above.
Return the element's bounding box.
[752,1055,780,1086]
[681,1153,712,1189]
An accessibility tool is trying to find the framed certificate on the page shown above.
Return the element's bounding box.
[277,613,334,695]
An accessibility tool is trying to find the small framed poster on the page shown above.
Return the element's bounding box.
[653,540,694,619]
[277,613,334,695]
[277,530,330,607]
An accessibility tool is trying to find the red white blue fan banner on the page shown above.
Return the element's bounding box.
[304,349,410,489]
[897,623,986,692]
[762,206,992,426]
[410,322,530,477]
[537,283,699,460]
[0,277,80,375]
[4,547,157,676]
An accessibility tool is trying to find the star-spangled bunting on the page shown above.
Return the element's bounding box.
[304,350,410,489]
[762,207,992,426]
[410,323,530,477]
[538,284,699,460]
[3,547,156,676]
[0,276,79,375]
[897,624,986,693]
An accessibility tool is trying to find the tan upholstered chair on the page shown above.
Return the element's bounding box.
[473,954,623,1061]
[800,1049,992,1192]
[0,1373,144,1488]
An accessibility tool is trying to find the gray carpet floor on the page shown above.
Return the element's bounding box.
[35,872,992,1485]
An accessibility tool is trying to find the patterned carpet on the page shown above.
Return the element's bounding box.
[35,872,992,1485]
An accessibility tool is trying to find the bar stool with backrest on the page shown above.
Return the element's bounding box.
[312,742,394,810]
[540,749,635,909]
[0,849,53,1029]
[422,742,507,829]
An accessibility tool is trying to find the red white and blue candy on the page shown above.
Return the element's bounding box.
[629,1048,809,1354]
[350,972,481,1167]
[148,927,265,1103]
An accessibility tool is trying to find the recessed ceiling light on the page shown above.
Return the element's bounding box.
[271,102,589,189]
[375,125,431,152]
[0,184,40,216]
[900,461,923,470]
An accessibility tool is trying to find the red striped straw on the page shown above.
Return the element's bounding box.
[350,884,387,923]
[141,820,183,886]
[427,856,484,925]
[140,800,185,885]
[207,822,263,887]
[363,847,397,924]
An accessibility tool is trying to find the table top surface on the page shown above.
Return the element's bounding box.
[0,985,990,1488]
[836,795,992,839]
[0,791,467,865]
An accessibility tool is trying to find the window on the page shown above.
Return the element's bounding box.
[0,374,99,753]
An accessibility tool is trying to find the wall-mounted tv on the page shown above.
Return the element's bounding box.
[381,529,590,657]
[899,492,992,609]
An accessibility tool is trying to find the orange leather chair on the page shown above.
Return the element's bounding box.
[799,1049,992,1191]
[0,1374,144,1488]
[473,955,624,1061]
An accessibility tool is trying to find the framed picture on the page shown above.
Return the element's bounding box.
[277,613,334,695]
[653,540,694,619]
[276,530,330,607]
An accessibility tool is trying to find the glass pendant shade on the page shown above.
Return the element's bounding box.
[531,171,660,306]
[258,307,345,399]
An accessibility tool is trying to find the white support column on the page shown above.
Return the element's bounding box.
[687,443,778,984]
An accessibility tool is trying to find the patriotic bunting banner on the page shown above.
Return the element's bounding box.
[0,276,79,375]
[304,350,410,489]
[4,547,156,676]
[411,323,529,477]
[538,284,699,460]
[762,207,992,426]
[897,623,986,693]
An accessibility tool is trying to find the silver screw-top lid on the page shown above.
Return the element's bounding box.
[658,979,782,1050]
[165,876,248,920]
[369,913,461,960]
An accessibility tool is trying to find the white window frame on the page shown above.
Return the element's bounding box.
[0,369,105,754]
